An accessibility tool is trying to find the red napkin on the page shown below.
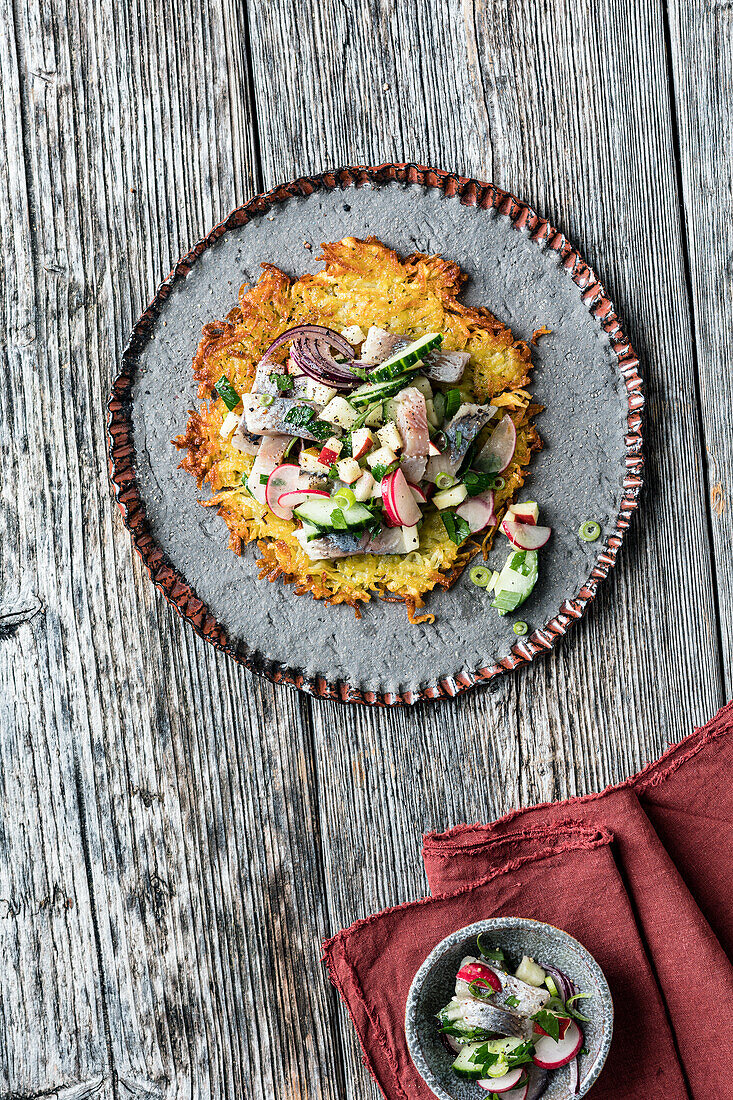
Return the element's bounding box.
[324,703,733,1100]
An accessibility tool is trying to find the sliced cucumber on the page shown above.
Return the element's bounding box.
[350,372,421,407]
[383,397,401,422]
[409,373,433,399]
[451,1042,488,1080]
[492,550,538,615]
[437,999,464,1026]
[369,333,443,381]
[294,497,373,532]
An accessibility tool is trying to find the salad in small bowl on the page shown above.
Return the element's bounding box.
[405,919,613,1100]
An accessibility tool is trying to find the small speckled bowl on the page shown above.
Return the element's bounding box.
[405,918,613,1100]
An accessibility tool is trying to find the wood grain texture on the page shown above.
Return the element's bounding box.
[0,0,730,1097]
[1,0,341,1097]
[248,0,726,1094]
[666,0,733,693]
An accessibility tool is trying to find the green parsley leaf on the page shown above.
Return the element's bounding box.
[441,509,471,545]
[284,404,316,428]
[309,418,333,441]
[505,1042,535,1068]
[214,375,240,411]
[270,372,293,392]
[464,469,497,496]
[531,1009,560,1043]
[330,508,348,530]
[371,460,399,481]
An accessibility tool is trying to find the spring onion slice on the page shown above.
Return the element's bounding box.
[513,621,529,636]
[579,519,601,542]
[544,974,559,996]
[435,472,455,489]
[445,388,462,419]
[258,393,274,407]
[334,487,356,509]
[469,566,491,588]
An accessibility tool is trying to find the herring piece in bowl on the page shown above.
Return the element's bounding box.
[405,918,613,1100]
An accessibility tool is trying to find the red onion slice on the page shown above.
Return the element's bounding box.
[256,324,385,391]
[259,323,354,365]
[290,339,355,390]
[541,963,578,1002]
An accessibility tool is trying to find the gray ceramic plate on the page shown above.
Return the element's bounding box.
[405,917,613,1100]
[108,164,643,706]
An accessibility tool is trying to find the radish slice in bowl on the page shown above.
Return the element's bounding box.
[276,487,329,517]
[532,1020,583,1069]
[478,413,516,473]
[479,1080,527,1100]
[501,518,552,550]
[455,961,502,991]
[382,468,422,527]
[456,490,496,534]
[266,464,308,519]
[477,1066,525,1092]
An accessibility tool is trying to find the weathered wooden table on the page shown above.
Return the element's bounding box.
[1,1,730,1096]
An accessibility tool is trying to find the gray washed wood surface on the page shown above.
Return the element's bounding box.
[0,0,728,1097]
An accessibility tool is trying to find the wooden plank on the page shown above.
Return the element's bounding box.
[1,0,343,1096]
[0,1,110,1093]
[666,0,733,694]
[248,1,725,1095]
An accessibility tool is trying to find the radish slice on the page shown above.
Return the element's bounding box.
[479,414,516,473]
[455,962,502,992]
[408,482,430,504]
[508,501,538,525]
[382,468,422,527]
[479,1081,527,1100]
[477,1067,524,1092]
[277,488,329,515]
[532,1020,583,1069]
[266,464,307,519]
[501,518,551,550]
[456,490,496,534]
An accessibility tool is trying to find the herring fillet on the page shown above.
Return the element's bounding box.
[454,956,550,1042]
[444,403,496,463]
[395,387,430,457]
[424,349,470,384]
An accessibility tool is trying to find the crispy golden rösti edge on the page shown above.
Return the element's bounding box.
[174,237,541,623]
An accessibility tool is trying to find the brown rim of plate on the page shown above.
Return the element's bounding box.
[107,163,644,708]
